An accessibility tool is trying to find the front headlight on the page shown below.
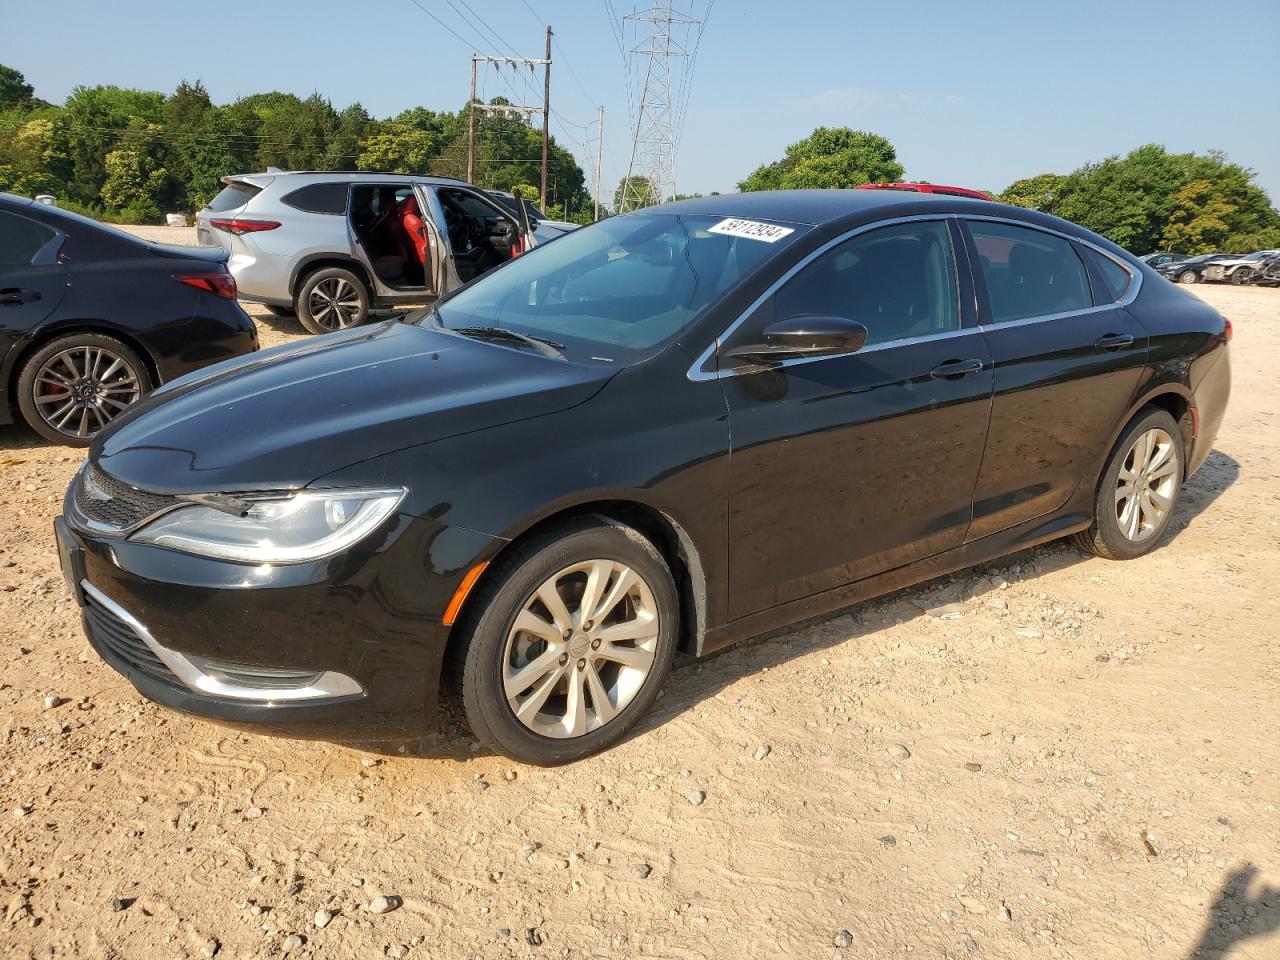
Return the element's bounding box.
[131,487,406,563]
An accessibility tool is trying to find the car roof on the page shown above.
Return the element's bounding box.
[657,189,1025,227]
[0,192,35,210]
[226,171,473,187]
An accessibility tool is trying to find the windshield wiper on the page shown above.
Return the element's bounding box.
[451,326,566,360]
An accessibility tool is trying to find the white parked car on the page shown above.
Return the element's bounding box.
[1202,250,1280,284]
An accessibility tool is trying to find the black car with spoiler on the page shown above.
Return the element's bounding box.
[0,194,257,444]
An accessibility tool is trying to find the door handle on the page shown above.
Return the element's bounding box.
[1094,333,1134,351]
[0,288,40,306]
[929,358,986,379]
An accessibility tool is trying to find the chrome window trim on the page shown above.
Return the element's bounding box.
[686,212,1142,382]
[82,580,364,703]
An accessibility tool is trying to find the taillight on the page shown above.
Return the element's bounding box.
[208,218,280,235]
[1224,319,1233,342]
[175,273,237,299]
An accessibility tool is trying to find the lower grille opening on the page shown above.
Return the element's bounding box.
[84,593,184,690]
[187,657,323,691]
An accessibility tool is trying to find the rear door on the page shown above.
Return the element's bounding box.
[0,209,67,362]
[961,218,1148,540]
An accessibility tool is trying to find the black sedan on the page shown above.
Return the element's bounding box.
[55,191,1231,765]
[0,194,257,444]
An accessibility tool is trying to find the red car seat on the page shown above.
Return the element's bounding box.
[399,194,428,266]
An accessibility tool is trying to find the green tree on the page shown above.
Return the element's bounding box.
[738,127,903,192]
[62,85,166,204]
[999,144,1280,254]
[0,63,35,110]
[357,124,437,174]
[101,144,169,222]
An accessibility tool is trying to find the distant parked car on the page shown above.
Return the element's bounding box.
[1202,251,1280,284]
[0,193,257,445]
[855,182,991,201]
[195,172,538,334]
[486,191,580,244]
[1140,253,1190,268]
[1154,253,1236,284]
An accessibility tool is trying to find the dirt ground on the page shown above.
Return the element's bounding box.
[1,252,1277,959]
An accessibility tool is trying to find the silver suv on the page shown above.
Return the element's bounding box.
[196,172,559,334]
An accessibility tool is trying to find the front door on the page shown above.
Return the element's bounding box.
[960,218,1149,540]
[720,218,994,620]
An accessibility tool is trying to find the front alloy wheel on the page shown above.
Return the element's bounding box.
[457,517,678,765]
[504,559,660,739]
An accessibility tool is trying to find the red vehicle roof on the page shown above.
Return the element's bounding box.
[856,182,990,201]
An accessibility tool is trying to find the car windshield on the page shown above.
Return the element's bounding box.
[430,212,807,363]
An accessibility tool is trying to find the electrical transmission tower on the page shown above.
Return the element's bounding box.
[619,2,698,212]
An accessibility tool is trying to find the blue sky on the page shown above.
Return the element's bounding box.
[6,0,1279,203]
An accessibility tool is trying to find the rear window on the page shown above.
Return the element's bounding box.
[0,211,58,266]
[206,182,262,212]
[968,220,1092,323]
[282,182,350,215]
[1083,247,1134,302]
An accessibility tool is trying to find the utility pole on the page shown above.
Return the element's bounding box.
[467,57,477,183]
[464,49,551,188]
[620,1,698,212]
[541,25,552,210]
[594,105,604,221]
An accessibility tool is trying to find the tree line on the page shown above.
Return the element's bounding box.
[738,127,1280,255]
[0,63,594,224]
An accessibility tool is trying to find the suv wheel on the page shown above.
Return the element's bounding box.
[296,267,369,334]
[17,333,152,446]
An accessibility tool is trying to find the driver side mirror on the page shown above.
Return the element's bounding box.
[723,315,869,367]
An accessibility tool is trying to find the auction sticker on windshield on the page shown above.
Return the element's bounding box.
[707,218,795,243]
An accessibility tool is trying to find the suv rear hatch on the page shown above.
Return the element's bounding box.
[195,174,274,247]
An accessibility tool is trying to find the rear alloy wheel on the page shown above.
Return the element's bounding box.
[17,334,152,446]
[457,517,678,765]
[296,267,369,334]
[1177,269,1198,284]
[1074,407,1183,559]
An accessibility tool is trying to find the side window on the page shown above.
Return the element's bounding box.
[765,220,959,347]
[968,221,1092,323]
[281,182,350,215]
[0,211,58,267]
[1082,246,1134,302]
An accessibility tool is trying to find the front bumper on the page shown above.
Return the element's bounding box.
[54,501,502,742]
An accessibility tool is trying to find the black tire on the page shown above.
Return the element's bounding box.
[295,266,369,335]
[1177,269,1198,284]
[456,516,679,765]
[16,333,152,447]
[1231,268,1254,286]
[265,304,296,318]
[1074,407,1184,560]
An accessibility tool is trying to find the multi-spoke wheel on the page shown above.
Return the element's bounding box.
[1114,427,1178,542]
[16,334,152,446]
[456,518,678,765]
[296,266,369,335]
[1076,407,1184,559]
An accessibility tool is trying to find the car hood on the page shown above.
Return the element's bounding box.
[93,320,614,495]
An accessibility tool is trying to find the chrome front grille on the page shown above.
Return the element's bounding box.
[74,463,177,532]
